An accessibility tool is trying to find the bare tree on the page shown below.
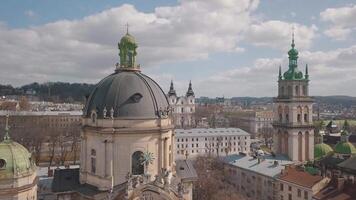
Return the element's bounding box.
[193,156,245,200]
[18,96,31,111]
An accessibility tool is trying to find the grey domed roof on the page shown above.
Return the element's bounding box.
[84,71,169,119]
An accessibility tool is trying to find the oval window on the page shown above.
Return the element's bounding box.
[0,159,6,168]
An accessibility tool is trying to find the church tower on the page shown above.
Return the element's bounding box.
[272,34,314,162]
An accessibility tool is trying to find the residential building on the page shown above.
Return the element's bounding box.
[174,128,250,159]
[224,154,293,200]
[228,110,274,138]
[278,165,330,200]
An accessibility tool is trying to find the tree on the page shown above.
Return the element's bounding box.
[18,96,31,111]
[193,156,245,200]
[140,151,155,175]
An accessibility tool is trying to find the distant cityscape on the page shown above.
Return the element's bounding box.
[1,1,356,200]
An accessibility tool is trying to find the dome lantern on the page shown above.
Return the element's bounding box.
[117,23,140,72]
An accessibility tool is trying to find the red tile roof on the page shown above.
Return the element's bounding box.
[279,166,323,188]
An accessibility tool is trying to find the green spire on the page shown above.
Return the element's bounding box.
[305,64,309,79]
[278,65,282,80]
[3,114,10,141]
[117,24,139,71]
[283,29,304,80]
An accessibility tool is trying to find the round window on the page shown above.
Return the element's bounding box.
[0,159,6,168]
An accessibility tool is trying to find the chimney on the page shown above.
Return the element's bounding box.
[336,177,345,192]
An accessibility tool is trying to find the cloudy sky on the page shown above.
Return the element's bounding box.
[0,0,356,97]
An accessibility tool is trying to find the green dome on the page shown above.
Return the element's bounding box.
[334,142,356,155]
[288,48,298,57]
[314,143,334,160]
[120,33,136,45]
[0,140,36,179]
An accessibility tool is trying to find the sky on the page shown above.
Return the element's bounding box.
[0,0,356,97]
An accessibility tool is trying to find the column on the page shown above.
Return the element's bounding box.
[301,133,305,161]
[164,137,168,169]
[104,139,113,178]
[160,138,165,169]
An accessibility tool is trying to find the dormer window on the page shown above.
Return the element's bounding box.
[91,111,97,124]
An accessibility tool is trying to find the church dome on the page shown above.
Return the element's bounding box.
[0,139,36,179]
[314,143,333,160]
[83,70,169,119]
[120,33,136,45]
[334,142,356,155]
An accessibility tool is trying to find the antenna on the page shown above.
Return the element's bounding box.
[125,23,129,34]
[291,25,295,48]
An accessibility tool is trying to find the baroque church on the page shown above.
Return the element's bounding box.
[52,31,197,199]
[167,81,195,128]
[272,34,314,162]
[0,115,38,200]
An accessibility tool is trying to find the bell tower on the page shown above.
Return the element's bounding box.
[272,33,314,162]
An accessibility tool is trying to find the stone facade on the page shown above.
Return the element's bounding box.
[167,81,195,128]
[52,31,197,200]
[80,117,175,190]
[272,37,314,162]
[175,128,250,160]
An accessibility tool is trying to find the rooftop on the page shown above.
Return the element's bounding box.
[175,128,250,137]
[175,160,198,182]
[224,154,293,178]
[279,166,323,188]
[338,156,356,174]
[0,110,82,116]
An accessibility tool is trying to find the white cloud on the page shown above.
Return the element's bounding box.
[0,1,260,86]
[320,4,356,40]
[190,45,356,97]
[323,27,351,40]
[244,20,317,50]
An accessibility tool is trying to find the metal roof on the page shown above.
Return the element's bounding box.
[83,71,169,119]
[174,128,250,137]
[224,154,293,178]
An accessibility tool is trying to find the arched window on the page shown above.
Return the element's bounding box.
[304,106,309,122]
[91,149,96,174]
[132,151,144,175]
[278,106,283,122]
[0,159,6,169]
[295,85,299,96]
[288,86,292,96]
[280,86,284,97]
[284,106,289,123]
[91,111,97,124]
[298,132,303,161]
[297,106,302,123]
[302,85,307,96]
[305,132,310,160]
[283,132,288,154]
